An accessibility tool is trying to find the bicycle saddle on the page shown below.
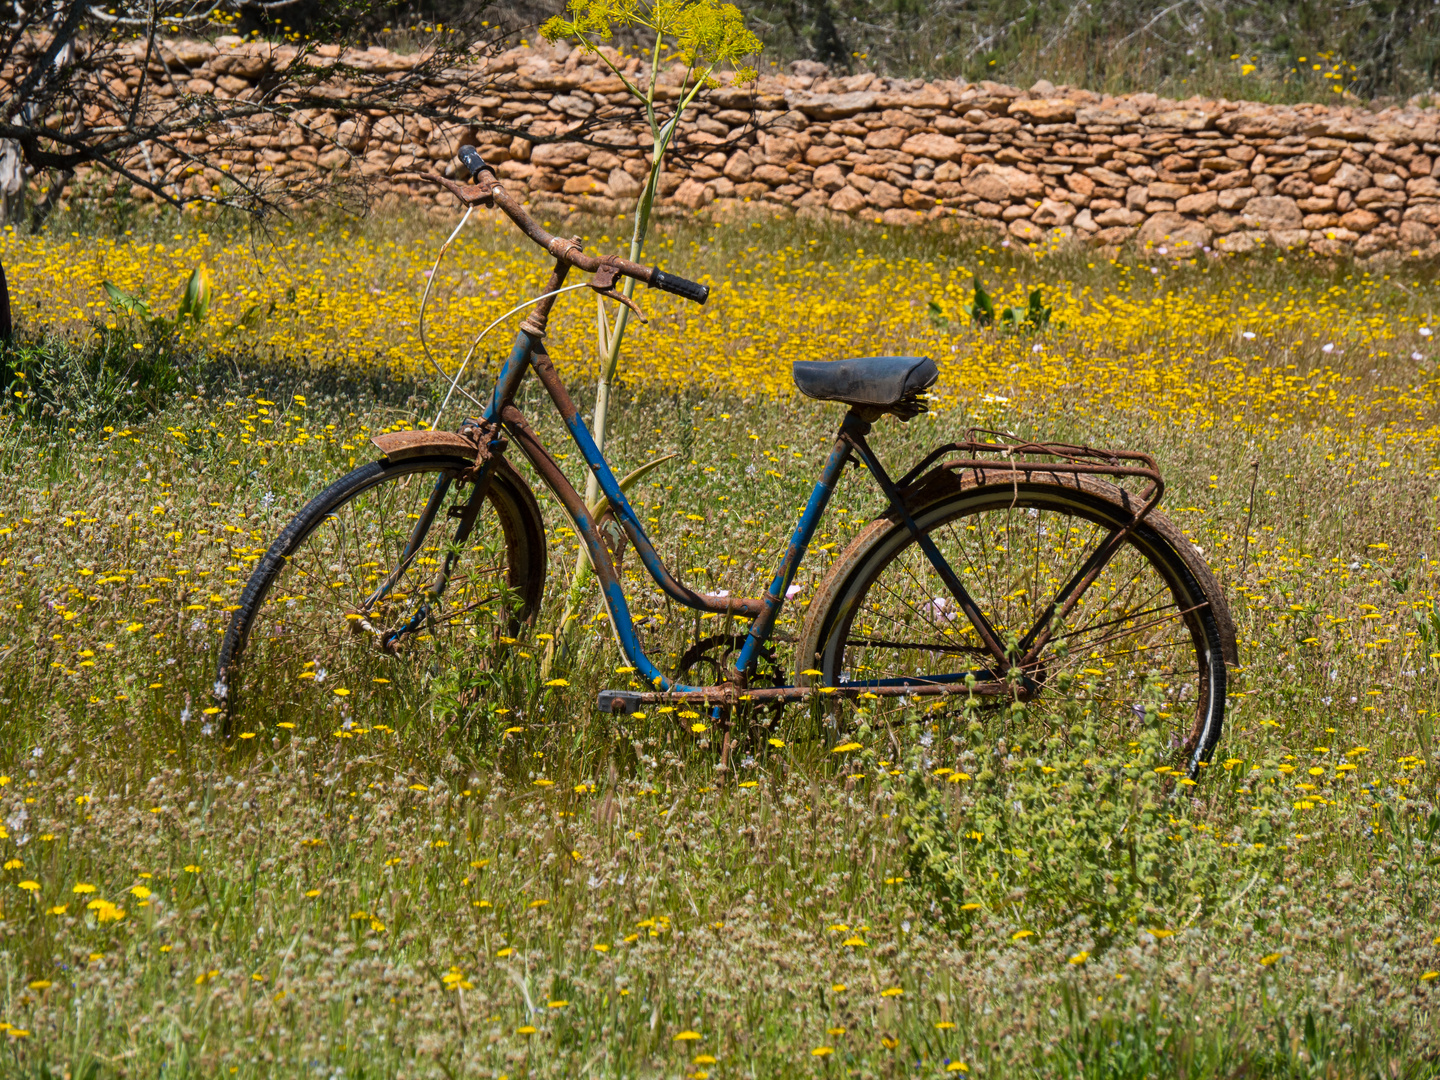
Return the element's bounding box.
[792,356,938,417]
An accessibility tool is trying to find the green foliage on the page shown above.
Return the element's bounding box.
[964,277,995,328]
[539,0,763,664]
[882,680,1288,946]
[931,280,1050,334]
[999,287,1053,333]
[741,0,1439,103]
[104,266,265,339]
[0,324,199,428]
[542,0,760,81]
[103,267,213,333]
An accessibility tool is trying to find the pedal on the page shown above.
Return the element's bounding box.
[596,689,644,715]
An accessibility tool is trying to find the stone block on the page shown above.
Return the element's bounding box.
[1330,162,1372,191]
[813,163,846,192]
[1216,110,1301,138]
[1076,105,1141,126]
[1216,187,1255,211]
[1176,191,1218,215]
[828,186,866,214]
[1147,108,1214,131]
[900,133,964,161]
[1093,207,1144,227]
[1240,195,1303,229]
[805,145,847,167]
[607,168,642,198]
[1136,211,1210,253]
[672,179,714,210]
[1404,203,1440,226]
[1087,225,1138,247]
[1008,218,1046,241]
[865,181,904,209]
[1268,228,1312,248]
[1031,198,1076,226]
[864,127,908,150]
[1399,220,1436,245]
[1148,182,1190,200]
[1339,209,1380,232]
[1009,99,1077,123]
[1310,237,1353,258]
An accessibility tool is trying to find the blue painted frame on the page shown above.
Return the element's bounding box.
[477,330,851,695]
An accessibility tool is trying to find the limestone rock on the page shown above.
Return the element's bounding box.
[1217,110,1301,138]
[672,179,714,210]
[1008,99,1077,123]
[1146,108,1214,131]
[1135,211,1210,253]
[829,186,866,214]
[1240,196,1303,230]
[900,133,964,161]
[865,181,904,210]
[1031,198,1076,226]
[813,163,846,192]
[1330,163,1372,192]
[1176,191,1218,215]
[791,91,878,120]
[1076,105,1141,127]
[1339,209,1380,232]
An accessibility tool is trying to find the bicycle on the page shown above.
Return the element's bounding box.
[216,146,1238,776]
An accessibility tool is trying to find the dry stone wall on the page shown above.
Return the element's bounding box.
[100,39,1440,260]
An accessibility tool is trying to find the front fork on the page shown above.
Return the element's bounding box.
[362,453,501,650]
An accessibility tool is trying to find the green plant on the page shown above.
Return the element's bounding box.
[963,276,995,327]
[999,287,1053,333]
[882,679,1287,947]
[540,0,761,657]
[103,266,265,339]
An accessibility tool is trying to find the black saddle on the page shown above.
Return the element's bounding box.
[792,355,938,418]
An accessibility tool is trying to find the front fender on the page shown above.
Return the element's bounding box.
[371,430,478,461]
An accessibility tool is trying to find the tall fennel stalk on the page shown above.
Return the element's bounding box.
[540,0,759,666]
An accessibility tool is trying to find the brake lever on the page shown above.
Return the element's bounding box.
[589,260,648,323]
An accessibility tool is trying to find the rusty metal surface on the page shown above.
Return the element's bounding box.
[599,678,1014,713]
[371,430,478,461]
[513,358,764,619]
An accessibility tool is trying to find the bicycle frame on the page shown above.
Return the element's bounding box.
[378,255,1174,713]
[473,323,855,697]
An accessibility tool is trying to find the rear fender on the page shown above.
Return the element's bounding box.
[897,464,1239,668]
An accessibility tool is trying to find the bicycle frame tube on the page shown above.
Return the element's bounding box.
[733,426,854,676]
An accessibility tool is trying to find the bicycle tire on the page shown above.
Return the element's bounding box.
[796,474,1237,773]
[215,454,546,722]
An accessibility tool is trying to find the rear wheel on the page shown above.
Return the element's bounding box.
[796,477,1235,773]
[216,455,546,725]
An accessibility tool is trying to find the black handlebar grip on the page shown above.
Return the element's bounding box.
[648,268,710,305]
[458,145,489,179]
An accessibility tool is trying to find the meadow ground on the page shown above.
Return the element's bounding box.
[0,208,1439,1077]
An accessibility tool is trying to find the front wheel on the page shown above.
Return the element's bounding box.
[796,475,1237,773]
[216,455,547,724]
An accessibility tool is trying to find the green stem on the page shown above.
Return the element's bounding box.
[545,47,715,670]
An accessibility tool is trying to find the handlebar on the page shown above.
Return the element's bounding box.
[454,146,709,306]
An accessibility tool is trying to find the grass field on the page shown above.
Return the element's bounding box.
[1,209,1439,1077]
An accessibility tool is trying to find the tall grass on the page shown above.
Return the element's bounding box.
[0,211,1437,1076]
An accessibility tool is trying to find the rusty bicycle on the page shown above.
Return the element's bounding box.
[216,146,1237,775]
